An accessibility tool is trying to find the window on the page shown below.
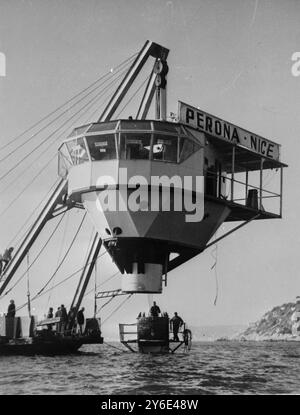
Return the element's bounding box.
[153,134,178,163]
[66,138,89,165]
[120,133,151,160]
[86,134,117,161]
[58,143,73,178]
[179,137,201,163]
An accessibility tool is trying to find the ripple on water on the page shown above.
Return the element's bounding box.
[0,342,300,394]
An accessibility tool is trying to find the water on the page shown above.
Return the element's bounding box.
[0,341,299,395]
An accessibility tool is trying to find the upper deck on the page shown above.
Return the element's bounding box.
[58,118,286,222]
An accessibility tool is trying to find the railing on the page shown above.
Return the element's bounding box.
[205,169,282,217]
[119,323,137,342]
[169,322,186,340]
[119,320,188,343]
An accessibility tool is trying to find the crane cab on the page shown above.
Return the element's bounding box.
[58,111,286,294]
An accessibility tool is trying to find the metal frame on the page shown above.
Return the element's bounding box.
[68,234,102,327]
[0,179,68,295]
[98,41,169,122]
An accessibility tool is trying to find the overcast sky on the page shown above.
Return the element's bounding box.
[0,0,299,337]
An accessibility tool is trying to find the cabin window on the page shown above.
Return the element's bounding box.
[120,133,151,160]
[152,134,178,163]
[179,137,201,163]
[86,134,117,161]
[66,138,89,165]
[58,143,73,177]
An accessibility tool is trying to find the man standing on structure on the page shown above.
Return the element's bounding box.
[170,312,184,341]
[7,300,16,318]
[60,305,68,334]
[77,307,85,335]
[55,307,62,332]
[150,301,161,317]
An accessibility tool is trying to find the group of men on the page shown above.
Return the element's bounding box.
[47,305,85,334]
[149,301,184,342]
[4,300,86,335]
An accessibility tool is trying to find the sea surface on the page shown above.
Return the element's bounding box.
[0,341,299,395]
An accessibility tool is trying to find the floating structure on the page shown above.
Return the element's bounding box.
[120,316,192,354]
[0,41,287,354]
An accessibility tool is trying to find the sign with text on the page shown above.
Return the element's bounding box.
[178,101,280,161]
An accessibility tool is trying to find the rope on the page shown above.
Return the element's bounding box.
[1,212,66,298]
[0,155,56,218]
[103,341,129,354]
[0,52,138,153]
[45,211,70,311]
[14,212,87,311]
[26,251,31,317]
[115,73,151,118]
[98,295,116,311]
[6,178,60,248]
[14,250,113,312]
[101,294,133,325]
[0,61,133,183]
[210,236,219,306]
[0,66,129,197]
[81,71,127,124]
[34,212,87,298]
[25,251,108,306]
[84,271,120,299]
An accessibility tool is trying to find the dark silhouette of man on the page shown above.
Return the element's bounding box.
[77,307,85,335]
[7,299,16,318]
[60,305,68,334]
[150,301,161,317]
[47,307,54,319]
[47,307,54,331]
[55,307,61,332]
[170,312,184,341]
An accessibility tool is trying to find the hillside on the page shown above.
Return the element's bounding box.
[236,302,300,341]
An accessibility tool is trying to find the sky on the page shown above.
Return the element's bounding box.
[0,0,300,338]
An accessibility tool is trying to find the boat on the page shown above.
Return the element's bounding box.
[0,316,102,355]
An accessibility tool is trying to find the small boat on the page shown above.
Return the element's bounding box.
[0,316,103,356]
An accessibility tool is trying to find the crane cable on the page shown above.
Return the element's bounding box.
[0,67,129,222]
[0,64,130,197]
[115,73,152,118]
[45,211,70,311]
[15,251,116,312]
[83,270,120,301]
[1,212,66,298]
[0,52,138,153]
[0,67,129,220]
[34,212,87,299]
[0,58,134,163]
[0,61,134,220]
[26,251,31,317]
[14,212,86,311]
[210,235,219,306]
[6,178,61,248]
[0,155,57,218]
[0,65,132,184]
[101,294,133,325]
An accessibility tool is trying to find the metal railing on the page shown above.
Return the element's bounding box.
[119,323,137,342]
[205,169,282,216]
